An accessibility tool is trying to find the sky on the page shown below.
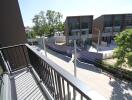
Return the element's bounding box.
[18,0,132,27]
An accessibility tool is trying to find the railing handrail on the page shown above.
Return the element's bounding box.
[0,44,29,72]
[26,44,106,100]
[0,44,25,50]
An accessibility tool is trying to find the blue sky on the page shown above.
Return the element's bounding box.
[19,0,132,26]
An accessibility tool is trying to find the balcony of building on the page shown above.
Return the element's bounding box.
[0,44,106,100]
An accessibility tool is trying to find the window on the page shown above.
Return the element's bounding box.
[81,22,88,29]
[82,31,86,35]
[69,23,79,29]
[68,18,80,29]
[104,16,112,27]
[104,27,112,33]
[89,29,92,34]
[114,15,121,26]
[125,15,132,26]
[114,27,120,32]
[73,23,80,29]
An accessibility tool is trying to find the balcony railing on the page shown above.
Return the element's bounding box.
[0,44,29,72]
[0,44,106,100]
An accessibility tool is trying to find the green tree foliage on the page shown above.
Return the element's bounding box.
[25,26,36,38]
[57,22,64,32]
[32,11,46,36]
[32,10,64,37]
[26,31,36,38]
[114,29,132,67]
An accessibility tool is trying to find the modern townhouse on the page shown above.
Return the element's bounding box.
[92,14,132,47]
[64,15,93,48]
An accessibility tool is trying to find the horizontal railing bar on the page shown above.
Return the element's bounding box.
[0,44,25,50]
[26,44,92,99]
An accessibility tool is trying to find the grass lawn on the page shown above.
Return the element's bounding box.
[103,58,132,71]
[101,58,132,81]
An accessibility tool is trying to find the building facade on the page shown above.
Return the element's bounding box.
[92,14,132,46]
[64,15,93,48]
[0,0,27,47]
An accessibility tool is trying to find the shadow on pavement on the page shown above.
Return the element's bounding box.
[47,47,103,74]
[109,79,132,100]
[76,60,102,74]
[47,48,71,62]
[47,48,103,74]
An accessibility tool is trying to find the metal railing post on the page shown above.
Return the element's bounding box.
[97,29,101,53]
[0,51,11,74]
[73,40,77,99]
[74,40,77,77]
[42,35,47,57]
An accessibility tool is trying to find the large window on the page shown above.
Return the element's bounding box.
[81,22,88,29]
[68,18,80,29]
[114,15,121,26]
[82,31,86,35]
[113,26,120,32]
[104,16,112,27]
[104,27,112,33]
[69,23,80,29]
[125,15,132,26]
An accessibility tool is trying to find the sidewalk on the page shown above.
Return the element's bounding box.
[36,46,132,100]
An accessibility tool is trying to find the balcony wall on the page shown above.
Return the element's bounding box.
[0,0,27,47]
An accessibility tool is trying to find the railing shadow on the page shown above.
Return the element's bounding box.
[109,79,132,100]
[47,47,102,74]
[46,48,71,62]
[76,60,102,74]
[46,46,102,74]
[36,45,71,62]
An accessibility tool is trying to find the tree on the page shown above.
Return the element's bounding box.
[46,10,63,34]
[114,29,132,67]
[32,11,46,36]
[26,31,36,38]
[32,10,64,37]
[56,22,64,32]
[46,10,62,26]
[25,26,36,38]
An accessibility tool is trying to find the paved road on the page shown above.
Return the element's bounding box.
[37,46,132,100]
